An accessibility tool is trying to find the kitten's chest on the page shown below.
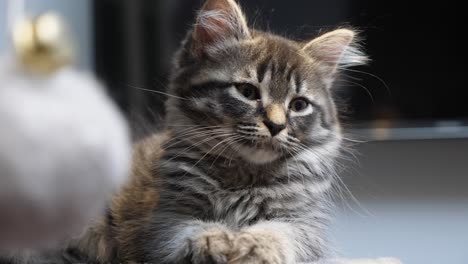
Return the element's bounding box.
[162,155,320,226]
[208,189,263,227]
[206,184,307,228]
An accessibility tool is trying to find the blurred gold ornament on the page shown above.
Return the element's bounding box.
[12,12,73,74]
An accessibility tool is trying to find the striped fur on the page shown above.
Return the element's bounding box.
[3,0,367,263]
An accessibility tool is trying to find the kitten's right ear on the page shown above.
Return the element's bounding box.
[191,0,251,57]
[303,29,368,77]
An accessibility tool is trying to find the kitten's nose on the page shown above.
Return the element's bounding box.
[263,120,286,137]
[264,104,286,136]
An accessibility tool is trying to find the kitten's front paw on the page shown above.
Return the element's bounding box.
[228,231,285,264]
[191,228,235,264]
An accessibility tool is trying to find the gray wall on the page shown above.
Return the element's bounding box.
[333,139,468,264]
[0,0,92,69]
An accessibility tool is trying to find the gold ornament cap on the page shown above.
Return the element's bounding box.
[12,12,74,74]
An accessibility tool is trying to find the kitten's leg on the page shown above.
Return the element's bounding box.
[229,220,325,264]
[66,219,117,263]
[149,218,235,264]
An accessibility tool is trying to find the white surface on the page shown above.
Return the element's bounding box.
[333,201,468,264]
[330,139,468,264]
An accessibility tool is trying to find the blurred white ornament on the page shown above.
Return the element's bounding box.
[0,6,130,249]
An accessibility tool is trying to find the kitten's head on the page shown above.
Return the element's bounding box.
[167,0,367,165]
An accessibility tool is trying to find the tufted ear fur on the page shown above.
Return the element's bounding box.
[303,29,368,77]
[192,0,251,57]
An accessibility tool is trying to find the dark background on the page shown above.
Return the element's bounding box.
[94,0,468,130]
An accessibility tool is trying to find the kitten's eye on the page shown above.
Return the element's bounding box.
[290,98,310,112]
[235,83,260,100]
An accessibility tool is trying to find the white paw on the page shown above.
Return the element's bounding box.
[228,231,286,264]
[191,228,235,264]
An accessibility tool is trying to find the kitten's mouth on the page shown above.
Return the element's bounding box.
[235,137,285,164]
[238,133,286,149]
[236,143,280,164]
[234,124,291,163]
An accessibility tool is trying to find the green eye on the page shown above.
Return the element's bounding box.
[236,83,260,100]
[290,98,309,112]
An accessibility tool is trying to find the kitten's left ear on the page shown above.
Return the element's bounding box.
[303,29,368,77]
[191,0,251,57]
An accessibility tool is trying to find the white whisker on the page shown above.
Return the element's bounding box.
[128,84,190,101]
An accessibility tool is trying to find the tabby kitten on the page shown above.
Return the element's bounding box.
[6,0,367,263]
